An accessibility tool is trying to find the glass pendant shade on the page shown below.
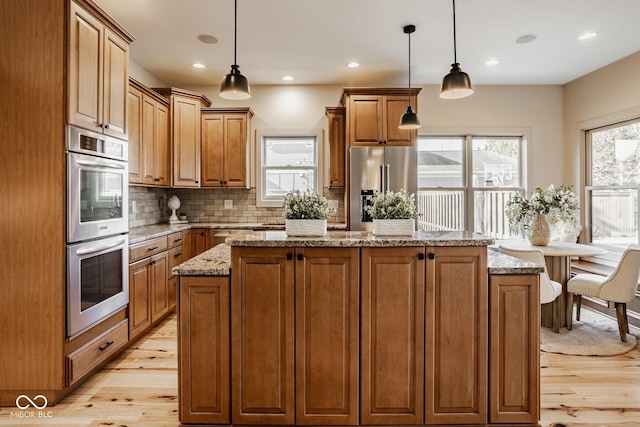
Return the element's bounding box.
[220,64,251,100]
[440,63,473,99]
[399,106,420,129]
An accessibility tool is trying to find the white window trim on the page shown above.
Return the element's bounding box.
[255,128,324,208]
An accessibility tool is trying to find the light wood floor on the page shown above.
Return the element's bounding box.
[1,311,639,426]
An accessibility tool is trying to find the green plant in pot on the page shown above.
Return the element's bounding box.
[365,189,417,236]
[283,189,335,236]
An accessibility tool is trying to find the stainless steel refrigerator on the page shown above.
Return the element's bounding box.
[350,146,417,231]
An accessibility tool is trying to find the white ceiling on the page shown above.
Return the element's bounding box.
[94,0,640,88]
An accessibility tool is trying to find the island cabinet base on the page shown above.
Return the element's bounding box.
[178,244,540,426]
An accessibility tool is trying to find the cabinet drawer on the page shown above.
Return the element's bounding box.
[130,236,168,262]
[66,319,128,386]
[168,231,185,248]
[168,245,184,278]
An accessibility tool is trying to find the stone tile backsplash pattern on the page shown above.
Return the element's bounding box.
[129,186,345,227]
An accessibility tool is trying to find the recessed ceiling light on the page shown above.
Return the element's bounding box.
[282,75,294,81]
[485,59,499,66]
[578,31,598,40]
[347,62,360,68]
[192,63,205,69]
[197,34,218,44]
[515,34,537,44]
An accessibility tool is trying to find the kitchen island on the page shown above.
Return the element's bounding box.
[174,231,542,426]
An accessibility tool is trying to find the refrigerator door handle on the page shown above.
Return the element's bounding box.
[380,164,385,193]
[385,164,390,193]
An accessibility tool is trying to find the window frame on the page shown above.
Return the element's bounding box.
[417,133,526,238]
[255,128,323,208]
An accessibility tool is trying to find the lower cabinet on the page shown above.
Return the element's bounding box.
[489,273,540,424]
[360,247,425,425]
[425,246,488,425]
[179,276,230,424]
[181,246,539,426]
[231,247,359,425]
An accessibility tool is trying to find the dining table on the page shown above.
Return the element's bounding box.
[494,239,607,329]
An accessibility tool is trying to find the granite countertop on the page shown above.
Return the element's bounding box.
[172,243,231,276]
[129,222,347,244]
[172,241,542,277]
[226,230,494,247]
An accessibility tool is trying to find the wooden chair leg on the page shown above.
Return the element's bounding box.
[575,294,582,321]
[614,302,628,343]
[566,292,574,330]
[624,304,630,333]
[552,298,559,333]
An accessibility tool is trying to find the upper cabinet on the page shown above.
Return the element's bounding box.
[325,107,345,188]
[341,88,421,147]
[68,1,133,140]
[201,108,253,188]
[154,88,212,188]
[128,79,170,186]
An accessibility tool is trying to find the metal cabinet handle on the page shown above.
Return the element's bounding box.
[418,253,425,260]
[99,341,114,351]
[147,246,159,251]
[174,252,182,258]
[286,253,293,260]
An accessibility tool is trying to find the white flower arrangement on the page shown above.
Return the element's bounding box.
[506,184,579,236]
[283,189,336,220]
[365,189,417,220]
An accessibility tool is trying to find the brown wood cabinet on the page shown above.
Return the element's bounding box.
[191,228,211,257]
[489,274,540,424]
[425,246,488,425]
[128,78,170,185]
[0,0,132,405]
[231,247,295,425]
[341,88,420,147]
[295,247,359,425]
[201,108,253,188]
[68,1,132,139]
[179,276,231,424]
[360,247,425,425]
[154,88,212,187]
[325,107,346,188]
[231,246,360,425]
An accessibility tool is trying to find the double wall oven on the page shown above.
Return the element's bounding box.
[66,125,129,338]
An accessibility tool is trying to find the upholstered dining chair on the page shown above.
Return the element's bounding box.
[498,246,563,332]
[566,246,640,342]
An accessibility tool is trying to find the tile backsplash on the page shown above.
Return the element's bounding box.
[129,186,345,227]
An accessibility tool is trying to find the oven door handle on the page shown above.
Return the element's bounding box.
[75,159,126,170]
[75,239,126,256]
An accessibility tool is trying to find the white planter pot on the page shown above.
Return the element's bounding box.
[285,219,327,237]
[372,219,415,236]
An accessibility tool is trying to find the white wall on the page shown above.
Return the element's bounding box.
[184,83,565,191]
[563,51,640,188]
[129,60,166,88]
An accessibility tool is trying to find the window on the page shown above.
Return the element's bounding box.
[417,135,524,238]
[585,119,640,247]
[256,129,322,207]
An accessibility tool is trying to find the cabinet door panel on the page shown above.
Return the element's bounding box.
[361,247,425,425]
[349,95,383,145]
[295,248,359,425]
[489,274,540,424]
[179,276,230,424]
[232,248,295,425]
[129,259,151,340]
[127,87,143,183]
[201,114,225,186]
[141,96,156,185]
[384,96,416,146]
[172,97,201,187]
[426,247,487,424]
[150,252,168,323]
[155,102,169,186]
[224,114,247,187]
[326,108,345,188]
[68,3,102,131]
[102,29,128,139]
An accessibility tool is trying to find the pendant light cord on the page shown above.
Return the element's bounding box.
[408,29,412,107]
[452,0,457,64]
[233,0,238,66]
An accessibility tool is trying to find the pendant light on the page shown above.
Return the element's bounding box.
[440,0,473,99]
[219,0,251,100]
[399,24,420,130]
